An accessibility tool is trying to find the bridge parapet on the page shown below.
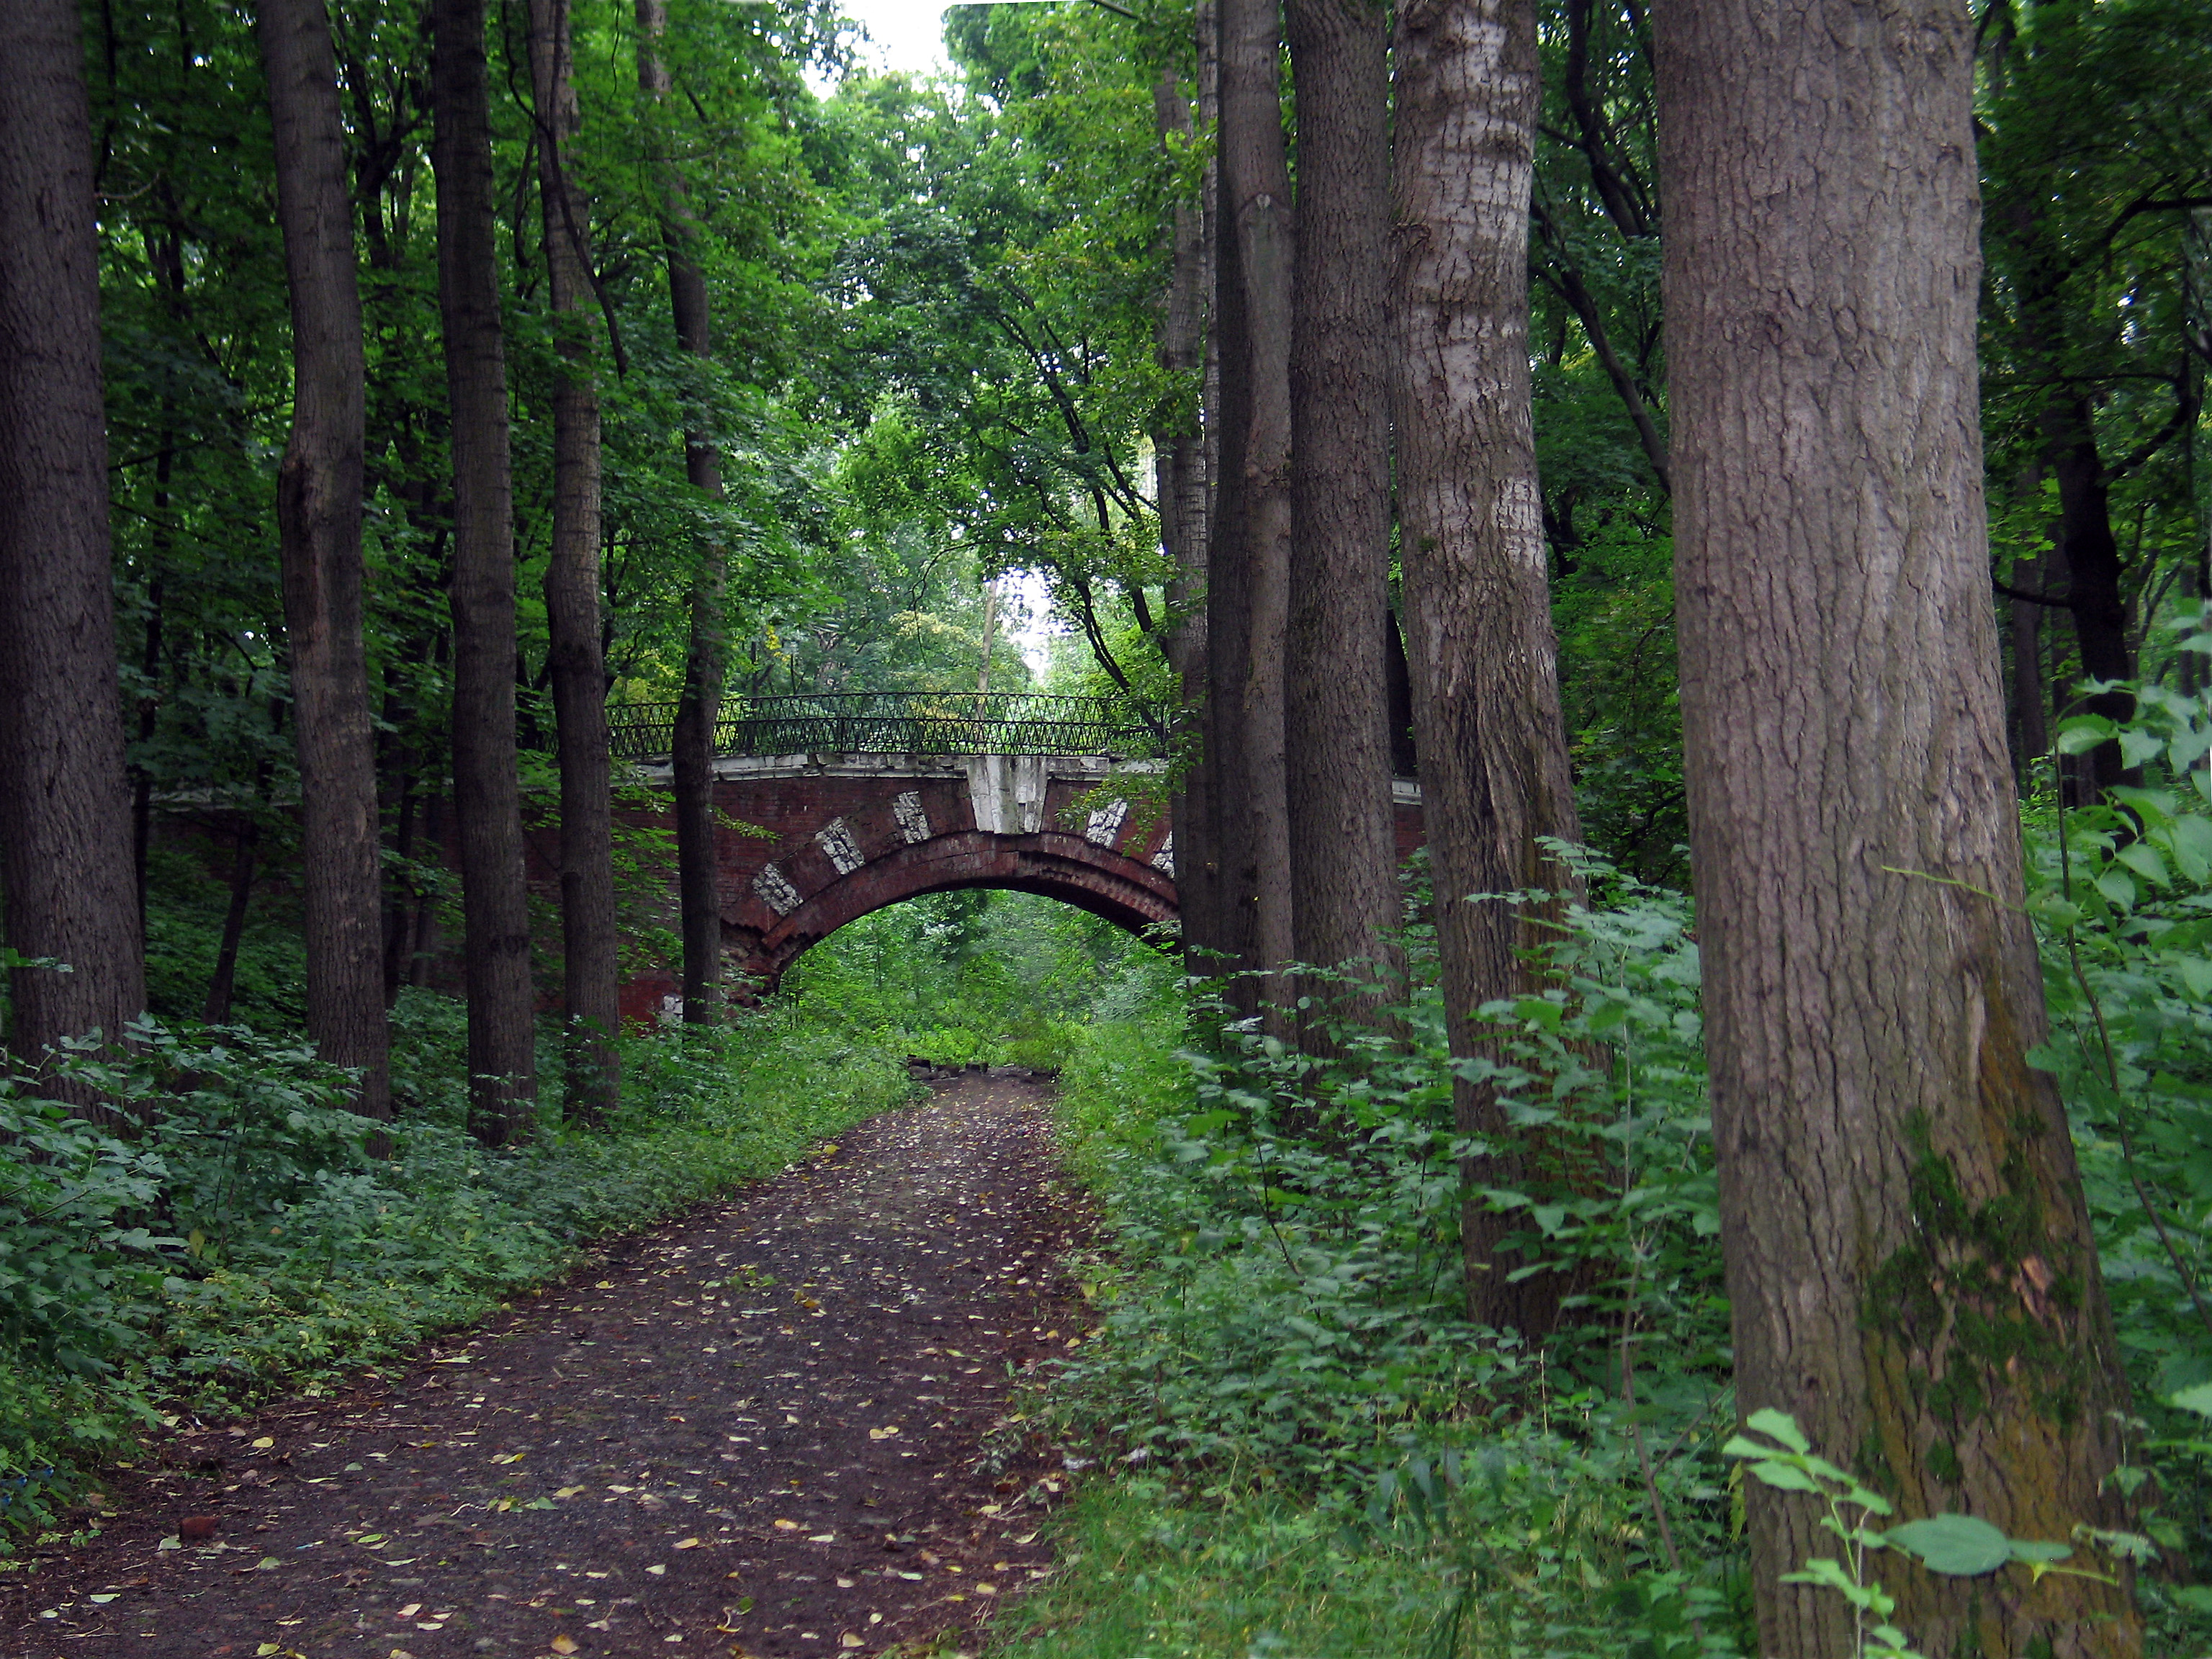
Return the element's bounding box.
[606,691,1161,763]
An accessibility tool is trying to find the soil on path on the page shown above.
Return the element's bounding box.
[4,1073,1096,1659]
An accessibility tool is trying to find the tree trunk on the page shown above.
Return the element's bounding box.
[529,0,620,1123]
[433,0,538,1143]
[1218,0,1296,1017]
[1285,0,1401,1007]
[1391,0,1584,1336]
[2009,553,2049,787]
[202,814,261,1027]
[0,0,148,1085]
[1154,53,1219,976]
[260,0,392,1120]
[1655,4,2138,1655]
[2042,391,2138,791]
[637,0,727,1024]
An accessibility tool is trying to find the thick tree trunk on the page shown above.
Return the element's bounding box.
[637,0,727,1022]
[0,0,148,1084]
[529,0,621,1122]
[1655,5,2138,1656]
[1154,57,1219,976]
[433,0,539,1143]
[1391,0,1584,1335]
[1283,0,1401,1010]
[1218,0,1296,1017]
[260,0,392,1120]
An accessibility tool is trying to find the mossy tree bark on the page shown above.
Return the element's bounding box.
[1655,3,2139,1654]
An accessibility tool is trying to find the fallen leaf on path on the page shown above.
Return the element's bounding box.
[396,1602,422,1619]
[773,1519,801,1531]
[647,1563,667,1575]
[675,1537,701,1549]
[841,1637,863,1649]
[250,1437,274,1449]
[867,1426,900,1440]
[554,1485,585,1498]
[549,1637,579,1655]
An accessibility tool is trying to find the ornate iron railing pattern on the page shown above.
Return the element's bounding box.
[606,691,1161,761]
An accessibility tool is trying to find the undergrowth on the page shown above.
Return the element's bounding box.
[0,1002,910,1546]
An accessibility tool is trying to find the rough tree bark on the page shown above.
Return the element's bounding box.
[433,0,539,1143]
[1391,0,1585,1335]
[1283,0,1402,1007]
[1154,49,1220,977]
[0,0,148,1084]
[260,0,393,1120]
[637,0,727,1023]
[529,0,621,1121]
[1217,0,1296,1016]
[1655,3,2139,1655]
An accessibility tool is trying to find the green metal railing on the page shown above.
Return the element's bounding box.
[606,691,1162,761]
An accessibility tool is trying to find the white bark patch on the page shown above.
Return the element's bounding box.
[752,864,801,916]
[1084,799,1129,848]
[891,791,931,844]
[814,819,864,875]
[1151,832,1175,876]
[1495,475,1546,572]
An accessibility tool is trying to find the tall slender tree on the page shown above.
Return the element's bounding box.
[637,0,728,1024]
[1215,0,1297,1014]
[1656,2,2139,1654]
[433,0,538,1143]
[0,0,148,1085]
[259,0,392,1121]
[1153,50,1219,974]
[1391,0,1584,1334]
[529,0,621,1119]
[1284,0,1401,1003]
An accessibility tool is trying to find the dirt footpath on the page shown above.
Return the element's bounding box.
[2,1073,1095,1658]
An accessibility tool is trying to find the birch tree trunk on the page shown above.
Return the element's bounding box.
[1391,0,1584,1334]
[0,0,148,1092]
[1284,0,1401,1008]
[1655,3,2139,1654]
[637,0,727,1023]
[260,0,392,1121]
[433,0,539,1143]
[529,0,621,1121]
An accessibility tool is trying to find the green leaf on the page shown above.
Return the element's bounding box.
[2004,1540,2073,1565]
[1883,1514,2010,1577]
[2166,1380,2212,1421]
[2055,716,2118,755]
[2093,870,2136,909]
[1743,1407,1811,1452]
[2119,727,2167,769]
[2114,841,2169,886]
[1738,1460,1822,1494]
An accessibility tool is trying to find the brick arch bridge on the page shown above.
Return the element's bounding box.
[578,694,1421,1022]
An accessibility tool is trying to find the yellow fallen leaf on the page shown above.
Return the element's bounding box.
[675,1537,701,1550]
[554,1486,585,1499]
[773,1519,801,1531]
[595,1281,613,1290]
[840,1637,863,1650]
[867,1426,900,1440]
[397,1604,423,1619]
[646,1563,667,1575]
[550,1637,580,1656]
[251,1437,275,1449]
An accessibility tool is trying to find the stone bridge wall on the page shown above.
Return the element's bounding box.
[508,752,1423,1028]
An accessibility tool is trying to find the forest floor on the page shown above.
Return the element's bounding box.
[2,1073,1097,1659]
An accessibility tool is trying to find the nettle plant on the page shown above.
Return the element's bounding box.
[1724,1410,2130,1659]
